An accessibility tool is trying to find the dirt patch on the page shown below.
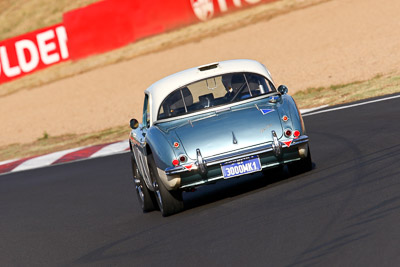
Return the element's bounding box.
[1,0,400,148]
[0,0,328,97]
[0,0,99,40]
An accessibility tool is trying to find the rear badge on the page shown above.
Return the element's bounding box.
[260,109,274,115]
[269,95,280,103]
[282,140,293,147]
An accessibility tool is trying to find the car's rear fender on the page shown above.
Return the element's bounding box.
[146,126,182,190]
[280,94,305,135]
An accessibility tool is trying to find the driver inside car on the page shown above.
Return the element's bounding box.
[222,73,250,100]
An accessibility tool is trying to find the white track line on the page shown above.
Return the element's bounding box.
[12,147,83,172]
[300,105,329,114]
[303,94,400,117]
[89,140,130,158]
[0,159,19,165]
[2,94,399,174]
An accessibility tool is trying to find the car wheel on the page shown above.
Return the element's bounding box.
[288,146,313,175]
[148,154,184,217]
[131,155,156,212]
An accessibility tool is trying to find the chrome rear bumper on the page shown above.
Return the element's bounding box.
[165,135,309,176]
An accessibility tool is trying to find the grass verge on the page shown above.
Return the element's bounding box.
[1,73,399,162]
[0,0,99,41]
[293,73,400,108]
[0,125,128,162]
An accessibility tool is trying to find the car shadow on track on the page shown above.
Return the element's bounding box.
[182,164,314,211]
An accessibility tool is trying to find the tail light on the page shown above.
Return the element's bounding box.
[179,155,187,163]
[284,129,292,137]
[172,159,179,166]
[293,130,300,138]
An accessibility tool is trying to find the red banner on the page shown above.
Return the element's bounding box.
[64,0,277,60]
[0,0,278,84]
[63,0,197,60]
[63,0,137,60]
[0,24,69,84]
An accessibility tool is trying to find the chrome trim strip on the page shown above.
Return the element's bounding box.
[166,166,187,174]
[165,136,308,175]
[181,175,224,189]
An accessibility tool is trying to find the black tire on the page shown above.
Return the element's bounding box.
[288,146,313,175]
[131,154,156,212]
[148,154,184,217]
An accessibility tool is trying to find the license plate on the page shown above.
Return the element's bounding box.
[221,155,262,179]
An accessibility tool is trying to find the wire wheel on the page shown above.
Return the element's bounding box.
[147,154,184,217]
[131,155,156,212]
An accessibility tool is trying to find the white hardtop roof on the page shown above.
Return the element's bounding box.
[145,59,274,124]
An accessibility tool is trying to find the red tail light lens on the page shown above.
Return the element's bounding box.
[172,159,179,166]
[284,129,292,137]
[179,155,187,163]
[293,130,300,138]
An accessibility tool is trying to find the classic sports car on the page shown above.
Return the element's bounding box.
[129,59,312,216]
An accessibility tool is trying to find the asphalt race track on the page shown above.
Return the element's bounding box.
[1,95,400,266]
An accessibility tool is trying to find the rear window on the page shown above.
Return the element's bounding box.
[158,72,275,120]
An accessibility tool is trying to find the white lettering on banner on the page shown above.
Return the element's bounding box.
[191,0,264,21]
[233,0,242,7]
[217,0,228,12]
[37,30,59,65]
[0,26,69,79]
[56,26,69,59]
[0,46,21,77]
[245,0,261,4]
[16,40,40,73]
[190,0,214,21]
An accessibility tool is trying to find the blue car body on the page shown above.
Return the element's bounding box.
[129,59,312,216]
